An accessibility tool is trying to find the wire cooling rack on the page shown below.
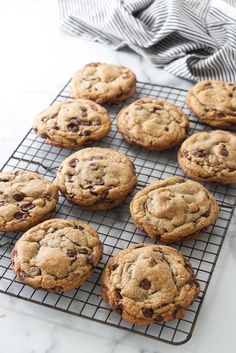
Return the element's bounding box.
[0,80,236,345]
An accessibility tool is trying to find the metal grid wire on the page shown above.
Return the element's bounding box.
[0,80,235,345]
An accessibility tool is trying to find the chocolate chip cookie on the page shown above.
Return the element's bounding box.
[33,99,111,148]
[0,170,58,232]
[178,130,236,184]
[56,147,137,210]
[185,80,236,127]
[72,63,136,104]
[130,176,219,242]
[11,219,103,293]
[117,98,189,151]
[101,244,200,325]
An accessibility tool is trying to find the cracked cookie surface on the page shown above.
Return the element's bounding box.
[185,80,236,127]
[130,176,219,242]
[56,147,137,210]
[101,244,200,325]
[117,98,189,151]
[33,99,111,148]
[11,219,103,292]
[178,130,236,184]
[72,63,136,104]
[0,170,58,232]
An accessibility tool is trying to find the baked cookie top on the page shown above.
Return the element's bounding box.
[117,98,189,151]
[33,99,111,148]
[178,130,236,184]
[130,176,219,242]
[56,147,137,210]
[0,170,58,232]
[185,80,236,127]
[101,244,200,325]
[72,63,136,104]
[12,219,103,293]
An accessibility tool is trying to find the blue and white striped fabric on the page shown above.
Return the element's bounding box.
[59,0,236,82]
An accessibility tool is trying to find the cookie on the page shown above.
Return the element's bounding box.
[11,219,103,293]
[130,176,219,242]
[56,147,137,210]
[33,99,111,148]
[72,63,136,104]
[117,98,189,151]
[101,244,200,325]
[185,80,236,127]
[0,170,58,232]
[178,130,236,184]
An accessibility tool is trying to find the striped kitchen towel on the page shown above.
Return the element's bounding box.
[59,0,236,82]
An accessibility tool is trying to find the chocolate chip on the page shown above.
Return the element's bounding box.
[14,211,25,219]
[78,247,88,254]
[68,193,75,199]
[66,249,77,257]
[187,279,194,286]
[96,177,105,185]
[50,286,64,293]
[19,271,29,280]
[90,163,98,171]
[92,120,101,126]
[204,82,212,88]
[89,188,98,196]
[110,263,119,271]
[165,127,169,131]
[69,159,78,168]
[67,121,79,132]
[115,289,123,300]
[66,175,73,182]
[83,130,91,136]
[140,278,151,290]
[79,120,91,126]
[21,203,35,212]
[204,107,210,112]
[202,211,210,217]
[0,201,6,207]
[81,112,88,118]
[91,105,98,111]
[29,266,41,276]
[84,139,94,146]
[229,93,233,98]
[76,224,84,231]
[221,145,229,157]
[87,255,94,267]
[155,315,163,322]
[13,192,25,202]
[99,189,109,199]
[39,132,49,139]
[217,113,226,118]
[0,178,9,182]
[114,304,123,315]
[183,149,189,158]
[193,149,206,157]
[149,258,157,267]
[142,308,153,318]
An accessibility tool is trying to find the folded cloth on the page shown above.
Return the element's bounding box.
[59,0,236,82]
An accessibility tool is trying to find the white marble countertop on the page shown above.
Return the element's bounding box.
[0,1,235,352]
